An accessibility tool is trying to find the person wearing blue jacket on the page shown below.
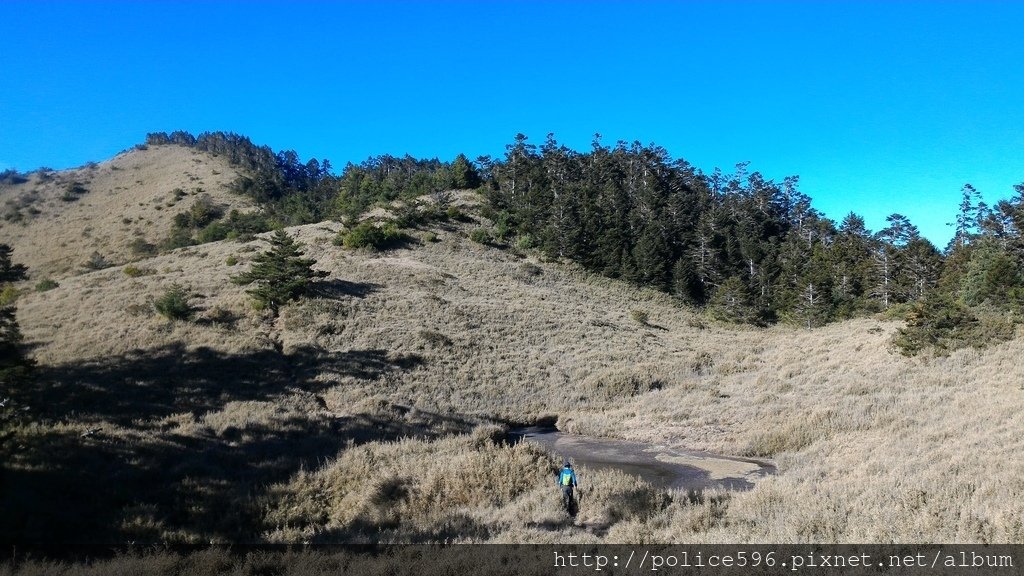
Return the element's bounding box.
[558,461,578,514]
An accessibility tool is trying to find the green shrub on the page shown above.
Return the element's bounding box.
[0,285,18,306]
[393,204,426,228]
[446,205,467,221]
[35,279,59,292]
[123,265,154,278]
[225,255,239,266]
[515,234,537,250]
[469,228,492,245]
[223,210,273,240]
[891,294,1017,356]
[335,221,406,250]
[153,284,193,321]
[196,221,231,243]
[129,238,158,257]
[184,196,224,228]
[162,227,195,251]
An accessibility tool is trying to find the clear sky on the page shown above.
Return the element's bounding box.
[2,1,1023,247]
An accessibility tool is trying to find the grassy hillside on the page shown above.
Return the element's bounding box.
[4,147,1024,546]
[0,145,255,280]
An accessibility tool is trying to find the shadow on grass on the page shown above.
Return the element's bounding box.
[0,343,459,547]
[312,279,381,299]
[18,343,421,426]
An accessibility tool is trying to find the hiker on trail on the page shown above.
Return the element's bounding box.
[558,461,578,513]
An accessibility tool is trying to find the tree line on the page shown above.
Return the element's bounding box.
[145,131,479,226]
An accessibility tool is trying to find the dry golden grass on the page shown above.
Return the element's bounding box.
[0,145,255,279]
[5,147,1024,545]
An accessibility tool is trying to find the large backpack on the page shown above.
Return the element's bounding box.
[560,469,573,486]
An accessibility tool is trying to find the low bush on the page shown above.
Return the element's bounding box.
[515,234,537,250]
[631,309,650,325]
[35,279,59,292]
[162,228,196,251]
[124,265,155,278]
[83,251,112,270]
[469,228,492,245]
[153,284,193,321]
[0,285,18,306]
[0,169,29,185]
[335,221,406,250]
[130,238,158,257]
[891,294,1017,356]
[60,182,88,202]
[446,205,468,221]
[175,196,224,229]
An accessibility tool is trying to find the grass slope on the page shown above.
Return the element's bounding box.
[0,144,255,280]
[3,148,1024,545]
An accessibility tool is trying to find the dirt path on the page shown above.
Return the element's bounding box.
[512,427,774,491]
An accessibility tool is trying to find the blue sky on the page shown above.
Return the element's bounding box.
[2,1,1023,246]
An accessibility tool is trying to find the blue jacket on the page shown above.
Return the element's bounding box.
[558,466,577,488]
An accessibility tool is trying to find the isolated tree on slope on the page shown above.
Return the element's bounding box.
[232,230,327,314]
[0,244,28,373]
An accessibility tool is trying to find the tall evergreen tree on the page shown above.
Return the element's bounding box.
[0,245,28,284]
[831,213,873,314]
[232,230,328,314]
[0,244,28,374]
[708,276,754,323]
[450,153,481,189]
[950,183,982,250]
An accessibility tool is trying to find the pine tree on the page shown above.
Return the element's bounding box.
[794,281,823,329]
[0,306,23,371]
[901,237,942,302]
[232,230,328,313]
[0,244,28,373]
[950,183,982,250]
[831,213,873,314]
[0,245,28,283]
[708,276,754,323]
[450,153,481,189]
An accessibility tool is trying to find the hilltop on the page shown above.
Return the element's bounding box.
[3,142,1024,548]
[0,144,256,279]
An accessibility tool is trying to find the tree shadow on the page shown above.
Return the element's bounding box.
[1,341,440,546]
[18,344,421,427]
[311,279,381,300]
[1,405,475,547]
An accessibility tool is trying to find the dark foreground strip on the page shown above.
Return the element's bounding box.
[1,545,1020,575]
